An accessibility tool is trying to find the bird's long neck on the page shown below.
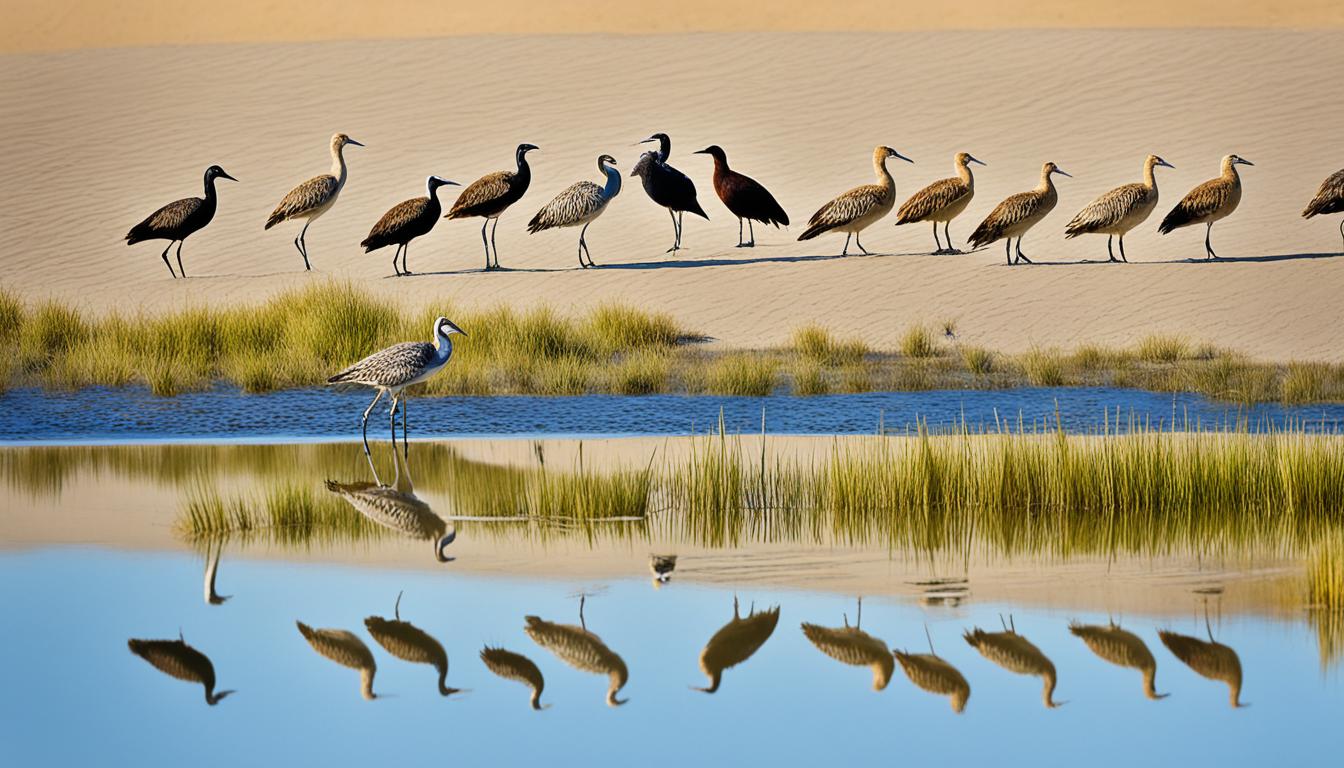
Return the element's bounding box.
[202,173,219,207]
[1221,158,1241,186]
[433,331,454,363]
[1142,668,1162,700]
[529,687,544,709]
[331,143,348,186]
[956,158,975,190]
[515,150,532,183]
[656,136,671,163]
[1143,159,1160,191]
[600,161,622,199]
[699,669,723,693]
[710,152,730,181]
[360,668,376,700]
[1042,671,1060,708]
[436,665,459,697]
[873,152,894,189]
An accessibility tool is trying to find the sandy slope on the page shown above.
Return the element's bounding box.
[1,30,1342,360]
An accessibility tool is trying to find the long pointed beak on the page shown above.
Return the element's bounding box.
[347,139,365,147]
[1159,160,1175,169]
[894,151,914,164]
[1239,159,1255,166]
[638,136,656,145]
[220,172,239,182]
[970,157,987,167]
[1055,169,1073,178]
[693,149,709,155]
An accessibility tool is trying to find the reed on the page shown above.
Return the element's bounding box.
[899,324,939,359]
[705,354,778,396]
[1307,540,1344,609]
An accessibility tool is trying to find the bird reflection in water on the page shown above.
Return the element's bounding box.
[1070,620,1168,700]
[801,597,895,691]
[964,615,1064,708]
[296,621,379,700]
[694,596,781,693]
[1160,605,1246,708]
[893,626,970,713]
[365,591,462,697]
[325,442,455,562]
[525,595,629,706]
[201,536,230,605]
[127,632,233,705]
[480,646,549,710]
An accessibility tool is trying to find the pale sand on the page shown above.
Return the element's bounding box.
[2,31,1343,360]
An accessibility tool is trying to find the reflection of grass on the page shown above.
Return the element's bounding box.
[178,482,389,546]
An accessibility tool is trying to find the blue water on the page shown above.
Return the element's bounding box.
[2,386,1342,444]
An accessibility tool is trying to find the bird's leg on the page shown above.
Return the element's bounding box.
[578,223,592,268]
[490,218,500,269]
[401,395,409,460]
[1338,219,1343,253]
[1005,239,1012,266]
[736,217,744,247]
[297,220,312,270]
[1118,235,1128,263]
[842,233,852,256]
[666,209,679,253]
[1107,235,1116,262]
[1205,223,1217,260]
[855,233,870,255]
[389,394,399,453]
[174,241,187,278]
[1015,238,1032,264]
[479,220,491,270]
[747,219,756,247]
[402,242,412,275]
[579,594,587,632]
[944,222,959,254]
[391,244,403,276]
[360,390,385,458]
[932,222,944,254]
[160,243,178,278]
[678,211,685,249]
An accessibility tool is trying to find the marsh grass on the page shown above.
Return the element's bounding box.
[1022,348,1066,386]
[178,481,391,547]
[706,354,778,396]
[961,346,994,375]
[1136,334,1192,363]
[1307,540,1344,609]
[899,324,939,359]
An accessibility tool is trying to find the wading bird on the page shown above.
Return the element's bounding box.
[127,633,233,705]
[1070,620,1167,700]
[1158,154,1253,259]
[693,144,788,247]
[296,621,379,700]
[694,597,781,693]
[446,143,538,270]
[632,133,707,253]
[525,596,629,706]
[480,646,548,710]
[1302,168,1344,250]
[1159,616,1245,708]
[361,176,459,276]
[969,162,1071,265]
[125,165,237,278]
[964,616,1063,708]
[798,146,913,255]
[265,133,364,270]
[1065,155,1174,262]
[895,151,985,254]
[527,154,621,268]
[325,444,456,563]
[365,592,460,696]
[800,598,894,691]
[893,627,971,713]
[327,316,466,456]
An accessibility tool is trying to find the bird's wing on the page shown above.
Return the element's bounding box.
[723,173,789,226]
[895,178,968,224]
[808,184,884,228]
[447,171,514,218]
[1065,183,1149,235]
[1303,168,1344,218]
[137,197,204,234]
[528,181,606,232]
[267,175,338,225]
[328,341,437,386]
[969,191,1040,244]
[364,197,430,245]
[1160,177,1231,232]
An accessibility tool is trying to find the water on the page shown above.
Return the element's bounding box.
[0,548,1338,766]
[3,385,1343,444]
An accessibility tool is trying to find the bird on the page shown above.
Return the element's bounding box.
[799,598,894,691]
[296,620,379,700]
[361,176,459,276]
[327,316,467,457]
[1158,154,1254,259]
[969,161,1072,265]
[895,151,986,254]
[694,597,781,693]
[265,133,364,270]
[649,554,678,585]
[798,146,913,255]
[1065,155,1174,262]
[524,596,629,706]
[445,143,539,270]
[480,646,548,710]
[964,617,1063,708]
[893,628,971,713]
[632,132,708,253]
[127,633,233,705]
[325,449,456,564]
[201,537,230,605]
[692,144,788,247]
[125,164,237,279]
[1302,168,1344,251]
[1159,626,1245,708]
[364,592,461,696]
[1069,620,1167,700]
[527,153,622,268]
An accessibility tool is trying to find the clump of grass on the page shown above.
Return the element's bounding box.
[707,354,778,396]
[1136,334,1191,363]
[900,324,939,359]
[0,286,23,345]
[1022,348,1066,386]
[791,324,868,366]
[18,301,87,373]
[792,361,829,396]
[1308,540,1344,609]
[1282,362,1330,405]
[840,363,876,393]
[585,303,682,356]
[610,349,671,395]
[961,346,994,375]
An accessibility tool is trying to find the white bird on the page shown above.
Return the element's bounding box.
[527,153,622,268]
[327,316,467,456]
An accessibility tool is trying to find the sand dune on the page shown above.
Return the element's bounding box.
[1,30,1342,361]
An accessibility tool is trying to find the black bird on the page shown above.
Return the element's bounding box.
[361,176,459,276]
[693,144,788,247]
[632,133,707,253]
[125,165,237,278]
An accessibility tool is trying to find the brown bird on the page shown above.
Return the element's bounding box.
[895,151,986,254]
[964,617,1063,708]
[1065,154,1174,262]
[361,176,459,276]
[800,598,894,691]
[1302,168,1344,251]
[265,133,364,270]
[445,143,539,270]
[1158,154,1253,259]
[125,165,237,279]
[480,646,548,710]
[524,596,628,706]
[296,620,379,700]
[1070,620,1168,700]
[127,633,233,705]
[364,593,461,696]
[893,628,971,714]
[968,162,1071,265]
[798,146,913,255]
[694,597,781,693]
[1159,625,1245,708]
[693,145,788,247]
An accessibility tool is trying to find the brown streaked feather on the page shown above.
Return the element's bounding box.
[1065,183,1151,236]
[528,181,606,232]
[362,197,431,250]
[1159,177,1234,233]
[1303,169,1344,218]
[137,197,203,235]
[447,171,516,219]
[969,191,1045,246]
[799,184,885,239]
[896,178,970,224]
[266,175,338,228]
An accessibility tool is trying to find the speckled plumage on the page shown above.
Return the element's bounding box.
[1070,622,1165,699]
[265,174,338,227]
[525,614,629,706]
[528,180,607,231]
[324,479,445,540]
[964,627,1061,708]
[480,647,546,709]
[1303,169,1344,218]
[329,341,439,389]
[128,636,231,705]
[801,622,894,691]
[365,614,458,696]
[893,651,971,713]
[296,621,378,699]
[1159,155,1248,233]
[969,163,1064,247]
[1158,629,1244,707]
[798,146,910,253]
[696,600,780,693]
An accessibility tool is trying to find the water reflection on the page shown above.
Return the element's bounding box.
[480,647,548,710]
[127,634,233,705]
[1159,623,1246,708]
[694,597,780,693]
[964,618,1063,708]
[324,447,455,562]
[800,598,894,691]
[365,593,461,697]
[525,597,630,706]
[202,537,230,605]
[296,621,379,700]
[893,631,971,713]
[1070,621,1168,700]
